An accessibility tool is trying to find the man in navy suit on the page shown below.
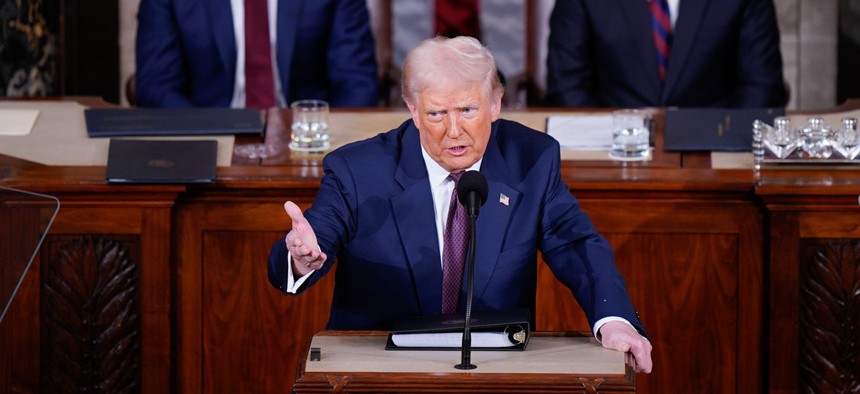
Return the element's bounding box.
[135,0,378,108]
[545,0,787,108]
[268,36,652,373]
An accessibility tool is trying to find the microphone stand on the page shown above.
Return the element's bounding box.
[455,193,479,370]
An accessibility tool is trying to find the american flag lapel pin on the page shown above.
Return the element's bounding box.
[499,193,510,206]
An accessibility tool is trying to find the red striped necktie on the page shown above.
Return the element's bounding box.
[244,0,276,108]
[649,0,672,82]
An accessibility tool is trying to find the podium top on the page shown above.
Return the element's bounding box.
[304,331,626,375]
[295,331,634,394]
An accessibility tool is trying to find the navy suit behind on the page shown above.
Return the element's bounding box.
[268,119,644,335]
[545,0,787,108]
[135,0,378,108]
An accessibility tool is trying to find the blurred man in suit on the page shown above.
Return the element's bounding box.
[545,0,787,108]
[267,36,652,373]
[135,0,378,108]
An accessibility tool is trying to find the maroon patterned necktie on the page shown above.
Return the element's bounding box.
[244,0,276,108]
[442,171,469,314]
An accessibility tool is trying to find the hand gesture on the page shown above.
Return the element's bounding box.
[599,320,653,373]
[283,201,327,276]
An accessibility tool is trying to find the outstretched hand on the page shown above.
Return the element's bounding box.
[284,201,327,277]
[599,321,653,374]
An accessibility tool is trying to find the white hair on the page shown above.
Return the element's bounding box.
[401,36,504,105]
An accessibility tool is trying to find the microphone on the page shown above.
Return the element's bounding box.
[457,170,489,219]
[454,170,488,370]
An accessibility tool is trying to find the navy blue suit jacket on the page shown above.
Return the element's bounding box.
[545,0,787,108]
[135,0,378,108]
[268,119,644,335]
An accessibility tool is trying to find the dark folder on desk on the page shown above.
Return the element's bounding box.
[664,107,784,151]
[85,108,263,137]
[385,308,530,351]
[105,139,217,184]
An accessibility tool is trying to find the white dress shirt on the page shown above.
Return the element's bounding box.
[421,147,482,267]
[667,0,680,28]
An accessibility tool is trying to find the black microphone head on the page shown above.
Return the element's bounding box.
[457,170,489,209]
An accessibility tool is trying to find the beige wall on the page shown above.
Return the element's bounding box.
[777,0,839,110]
[119,0,842,110]
[120,0,140,107]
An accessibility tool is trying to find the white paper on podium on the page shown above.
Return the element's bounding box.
[391,331,518,348]
[0,109,39,136]
[546,115,614,150]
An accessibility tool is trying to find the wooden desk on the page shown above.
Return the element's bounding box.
[293,331,634,394]
[1,98,858,393]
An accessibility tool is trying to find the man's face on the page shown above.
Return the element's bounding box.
[407,82,501,173]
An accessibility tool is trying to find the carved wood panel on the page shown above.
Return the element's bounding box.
[538,232,740,394]
[200,231,334,394]
[799,239,860,394]
[536,196,763,393]
[41,236,141,393]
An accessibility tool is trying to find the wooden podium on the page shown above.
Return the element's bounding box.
[293,331,635,393]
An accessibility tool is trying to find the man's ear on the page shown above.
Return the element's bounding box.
[406,101,421,126]
[490,95,502,122]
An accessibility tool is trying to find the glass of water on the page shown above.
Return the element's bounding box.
[610,109,650,160]
[289,99,330,152]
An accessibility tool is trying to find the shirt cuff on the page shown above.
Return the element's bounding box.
[285,249,314,293]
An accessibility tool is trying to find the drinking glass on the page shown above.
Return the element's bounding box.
[290,100,330,152]
[610,109,650,160]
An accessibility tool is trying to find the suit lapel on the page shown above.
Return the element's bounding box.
[276,0,303,102]
[204,0,236,73]
[390,121,526,312]
[472,123,521,299]
[617,0,663,102]
[391,123,442,315]
[663,0,710,102]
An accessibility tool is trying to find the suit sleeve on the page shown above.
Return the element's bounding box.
[136,0,196,107]
[325,0,379,107]
[732,0,788,107]
[545,0,598,107]
[538,141,645,336]
[268,152,356,294]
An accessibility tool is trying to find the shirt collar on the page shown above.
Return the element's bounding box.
[420,144,482,189]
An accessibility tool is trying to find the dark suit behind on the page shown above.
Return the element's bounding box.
[545,0,787,108]
[268,119,644,335]
[135,0,378,108]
